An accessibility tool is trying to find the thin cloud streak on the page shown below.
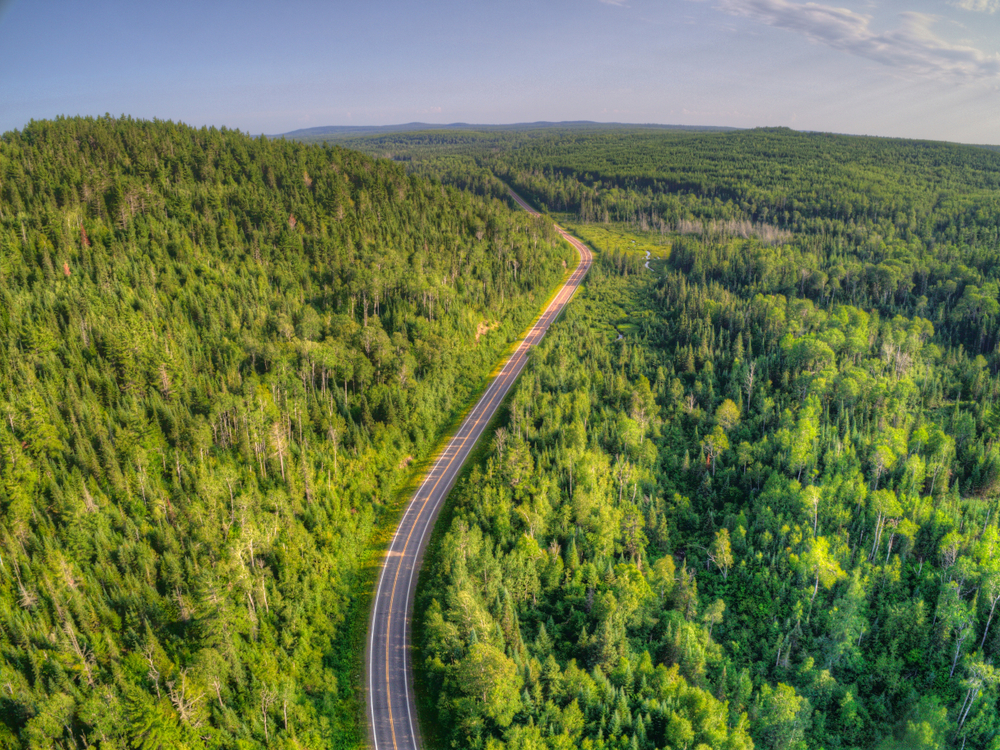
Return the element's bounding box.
[717,0,1000,80]
[952,0,1000,12]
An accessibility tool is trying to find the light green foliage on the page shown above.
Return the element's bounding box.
[702,426,730,475]
[716,399,742,432]
[752,683,810,750]
[460,643,523,727]
[710,528,734,580]
[798,537,845,604]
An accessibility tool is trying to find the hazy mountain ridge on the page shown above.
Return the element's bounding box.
[278,121,741,141]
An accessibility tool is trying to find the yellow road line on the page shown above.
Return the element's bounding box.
[370,195,592,750]
[381,332,533,747]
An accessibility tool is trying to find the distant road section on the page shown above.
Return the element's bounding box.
[366,190,592,750]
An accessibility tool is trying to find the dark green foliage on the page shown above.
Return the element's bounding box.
[406,129,1000,749]
[0,116,570,748]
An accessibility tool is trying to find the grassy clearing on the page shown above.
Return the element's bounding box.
[562,221,671,263]
[559,222,668,342]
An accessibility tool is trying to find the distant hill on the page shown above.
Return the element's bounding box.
[277,120,740,141]
[275,122,1000,151]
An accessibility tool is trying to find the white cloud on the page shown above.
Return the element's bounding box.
[599,0,628,6]
[952,0,1000,12]
[717,0,1000,80]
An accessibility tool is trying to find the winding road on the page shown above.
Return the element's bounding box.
[366,191,592,750]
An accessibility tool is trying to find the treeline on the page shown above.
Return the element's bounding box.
[493,129,1000,237]
[341,127,1000,236]
[0,116,571,748]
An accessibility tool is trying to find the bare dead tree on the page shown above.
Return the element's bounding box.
[167,669,205,726]
[261,686,278,742]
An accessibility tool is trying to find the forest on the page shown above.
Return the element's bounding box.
[329,128,1000,749]
[7,117,1000,750]
[0,116,572,748]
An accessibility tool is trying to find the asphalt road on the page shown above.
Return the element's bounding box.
[366,191,592,750]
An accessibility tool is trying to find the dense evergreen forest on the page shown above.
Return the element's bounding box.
[10,118,1000,749]
[0,116,572,748]
[331,129,1000,749]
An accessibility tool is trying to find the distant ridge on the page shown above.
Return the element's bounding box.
[276,120,740,140]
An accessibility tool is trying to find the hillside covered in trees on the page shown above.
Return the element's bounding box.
[332,129,1000,749]
[0,116,572,748]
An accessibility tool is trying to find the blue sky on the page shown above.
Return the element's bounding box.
[1,0,999,143]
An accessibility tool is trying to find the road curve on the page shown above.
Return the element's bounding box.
[366,190,592,750]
